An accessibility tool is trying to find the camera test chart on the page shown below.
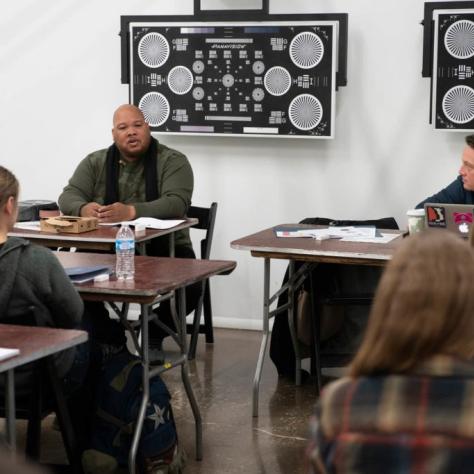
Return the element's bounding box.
[121,9,348,140]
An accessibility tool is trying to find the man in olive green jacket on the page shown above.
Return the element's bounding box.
[58,104,200,358]
[59,104,193,252]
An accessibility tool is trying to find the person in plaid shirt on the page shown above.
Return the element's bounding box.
[307,231,474,474]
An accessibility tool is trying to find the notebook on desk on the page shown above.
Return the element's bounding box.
[424,203,474,238]
[65,265,113,283]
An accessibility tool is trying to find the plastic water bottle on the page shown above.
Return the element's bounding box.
[115,223,135,280]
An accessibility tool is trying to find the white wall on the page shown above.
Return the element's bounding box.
[0,0,463,329]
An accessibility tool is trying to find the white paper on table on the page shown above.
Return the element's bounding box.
[0,347,20,361]
[275,229,320,238]
[304,226,377,240]
[14,221,41,230]
[340,233,400,244]
[99,217,186,230]
[276,227,378,240]
[124,218,185,230]
[322,226,377,238]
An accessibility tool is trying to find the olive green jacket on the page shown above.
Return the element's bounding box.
[58,141,193,249]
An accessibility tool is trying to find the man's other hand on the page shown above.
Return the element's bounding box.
[80,202,101,218]
[97,202,136,223]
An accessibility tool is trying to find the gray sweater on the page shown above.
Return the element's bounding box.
[0,237,84,381]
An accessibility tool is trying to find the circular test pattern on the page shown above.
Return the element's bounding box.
[193,60,205,74]
[289,31,324,69]
[252,61,265,75]
[138,32,170,68]
[138,92,170,127]
[442,85,474,124]
[252,88,265,102]
[444,19,474,59]
[222,74,235,88]
[167,66,194,95]
[264,66,292,96]
[288,94,323,131]
[192,87,205,101]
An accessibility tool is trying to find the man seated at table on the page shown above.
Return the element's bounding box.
[416,134,474,207]
[58,104,201,359]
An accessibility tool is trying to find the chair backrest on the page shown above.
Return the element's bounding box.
[187,203,218,260]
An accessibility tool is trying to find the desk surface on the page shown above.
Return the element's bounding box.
[0,324,87,373]
[56,252,236,303]
[9,218,198,251]
[231,224,404,265]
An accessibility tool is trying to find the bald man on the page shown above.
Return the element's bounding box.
[59,104,199,359]
[60,104,193,227]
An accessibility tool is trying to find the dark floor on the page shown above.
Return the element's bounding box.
[10,328,320,473]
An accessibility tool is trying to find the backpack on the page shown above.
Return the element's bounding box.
[83,352,185,474]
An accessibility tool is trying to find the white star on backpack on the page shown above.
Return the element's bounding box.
[148,403,166,429]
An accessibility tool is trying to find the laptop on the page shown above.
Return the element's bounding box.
[424,203,474,238]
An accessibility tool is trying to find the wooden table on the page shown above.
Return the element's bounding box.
[56,252,236,473]
[231,224,403,416]
[10,218,198,255]
[0,324,87,451]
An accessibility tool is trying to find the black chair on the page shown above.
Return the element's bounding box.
[186,203,218,360]
[0,358,83,474]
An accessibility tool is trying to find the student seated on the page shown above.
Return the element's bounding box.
[0,166,90,447]
[307,231,474,474]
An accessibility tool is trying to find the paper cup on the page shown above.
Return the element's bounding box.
[406,209,425,235]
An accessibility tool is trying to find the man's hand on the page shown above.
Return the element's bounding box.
[80,202,101,218]
[97,202,136,223]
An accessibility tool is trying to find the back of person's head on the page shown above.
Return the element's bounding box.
[349,231,474,377]
[0,166,19,207]
[466,134,474,149]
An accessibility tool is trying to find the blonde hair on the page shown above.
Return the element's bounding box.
[349,231,474,376]
[0,166,19,208]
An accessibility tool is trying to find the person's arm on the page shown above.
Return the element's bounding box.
[58,154,102,216]
[35,248,84,328]
[133,152,194,218]
[415,176,465,208]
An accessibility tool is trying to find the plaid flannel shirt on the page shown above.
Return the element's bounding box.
[307,356,474,474]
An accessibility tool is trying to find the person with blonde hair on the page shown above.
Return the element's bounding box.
[0,165,91,455]
[0,166,85,378]
[307,231,474,474]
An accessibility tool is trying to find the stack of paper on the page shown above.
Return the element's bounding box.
[274,225,399,243]
[100,217,185,230]
[274,226,319,238]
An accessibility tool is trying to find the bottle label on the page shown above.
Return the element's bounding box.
[116,239,135,251]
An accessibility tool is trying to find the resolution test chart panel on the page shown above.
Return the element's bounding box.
[432,9,474,130]
[129,21,337,139]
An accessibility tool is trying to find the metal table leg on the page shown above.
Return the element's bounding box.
[177,288,202,460]
[5,369,16,457]
[252,258,271,418]
[129,303,151,474]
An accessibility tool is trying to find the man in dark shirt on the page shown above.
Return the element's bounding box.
[416,134,474,208]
